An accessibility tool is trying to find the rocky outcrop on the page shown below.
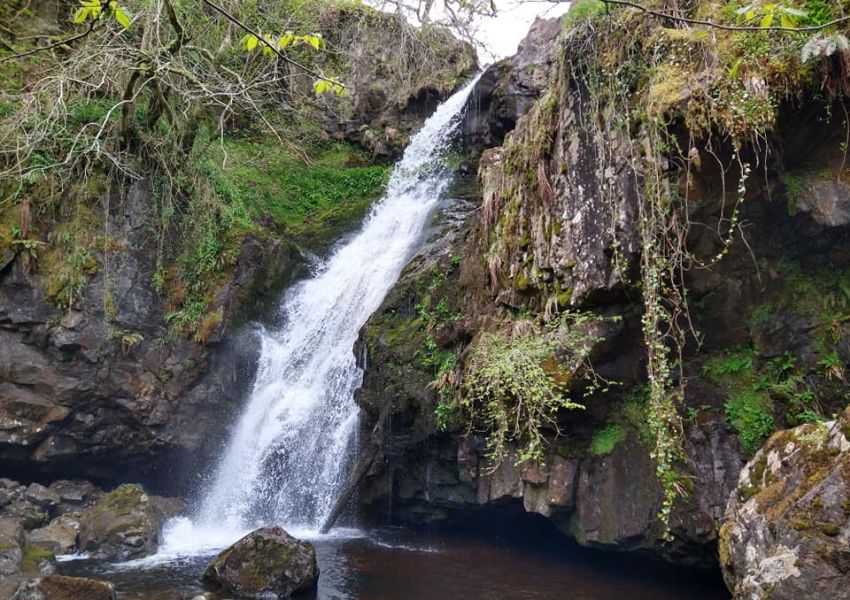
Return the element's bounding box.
[0,515,57,598]
[720,408,850,599]
[77,483,183,560]
[0,478,180,563]
[203,526,319,599]
[461,16,564,158]
[12,575,115,600]
[313,5,477,161]
[0,179,298,490]
[354,0,850,575]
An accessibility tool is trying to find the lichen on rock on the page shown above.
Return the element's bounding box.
[721,407,850,599]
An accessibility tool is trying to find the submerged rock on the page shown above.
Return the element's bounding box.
[720,408,850,599]
[203,526,319,599]
[11,575,115,600]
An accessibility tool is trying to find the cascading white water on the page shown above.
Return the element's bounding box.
[156,75,481,555]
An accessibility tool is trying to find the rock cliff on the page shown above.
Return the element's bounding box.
[355,4,850,575]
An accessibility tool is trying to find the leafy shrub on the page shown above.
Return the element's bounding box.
[460,311,605,466]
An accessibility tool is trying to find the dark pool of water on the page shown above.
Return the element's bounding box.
[60,526,730,600]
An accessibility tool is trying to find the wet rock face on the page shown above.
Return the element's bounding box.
[791,175,850,227]
[203,526,319,599]
[460,16,564,158]
[12,575,115,600]
[0,518,25,577]
[0,179,295,489]
[720,409,850,599]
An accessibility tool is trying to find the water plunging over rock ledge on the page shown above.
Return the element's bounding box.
[160,75,484,550]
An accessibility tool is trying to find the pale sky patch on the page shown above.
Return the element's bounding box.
[475,1,571,62]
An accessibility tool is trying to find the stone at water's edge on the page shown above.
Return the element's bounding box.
[203,526,319,599]
[78,483,185,560]
[720,406,850,599]
[12,575,115,600]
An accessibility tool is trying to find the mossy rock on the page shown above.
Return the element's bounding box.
[203,526,318,598]
[721,409,850,598]
[11,575,115,600]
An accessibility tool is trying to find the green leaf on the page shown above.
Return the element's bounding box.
[279,31,295,48]
[779,13,794,28]
[760,12,774,27]
[73,7,89,23]
[241,34,259,51]
[114,7,131,28]
[304,34,322,51]
[778,7,808,18]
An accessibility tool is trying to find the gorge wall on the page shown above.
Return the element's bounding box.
[354,3,850,578]
[0,1,475,493]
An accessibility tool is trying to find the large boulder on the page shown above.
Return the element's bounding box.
[12,575,115,600]
[720,408,850,599]
[77,484,183,560]
[203,526,319,599]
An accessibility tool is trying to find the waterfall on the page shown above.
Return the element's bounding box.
[158,75,481,554]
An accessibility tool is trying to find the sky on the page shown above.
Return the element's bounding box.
[473,1,571,61]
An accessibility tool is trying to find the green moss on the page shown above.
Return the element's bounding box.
[589,424,624,456]
[563,0,606,29]
[792,518,813,531]
[21,545,54,573]
[750,454,769,487]
[781,172,808,215]
[516,275,530,292]
[201,135,390,245]
[99,484,145,517]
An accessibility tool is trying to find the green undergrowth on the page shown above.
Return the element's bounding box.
[751,259,850,361]
[201,133,390,245]
[160,130,389,339]
[703,345,826,452]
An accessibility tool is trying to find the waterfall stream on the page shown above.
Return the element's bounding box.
[157,75,481,556]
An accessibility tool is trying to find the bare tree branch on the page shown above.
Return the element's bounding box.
[0,20,96,65]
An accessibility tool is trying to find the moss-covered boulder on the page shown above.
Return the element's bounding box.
[203,526,319,599]
[11,575,115,600]
[77,484,183,561]
[720,407,850,599]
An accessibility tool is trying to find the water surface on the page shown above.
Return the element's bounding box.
[60,526,729,600]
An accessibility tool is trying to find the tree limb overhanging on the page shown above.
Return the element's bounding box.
[0,20,96,65]
[199,0,344,88]
[596,0,850,33]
